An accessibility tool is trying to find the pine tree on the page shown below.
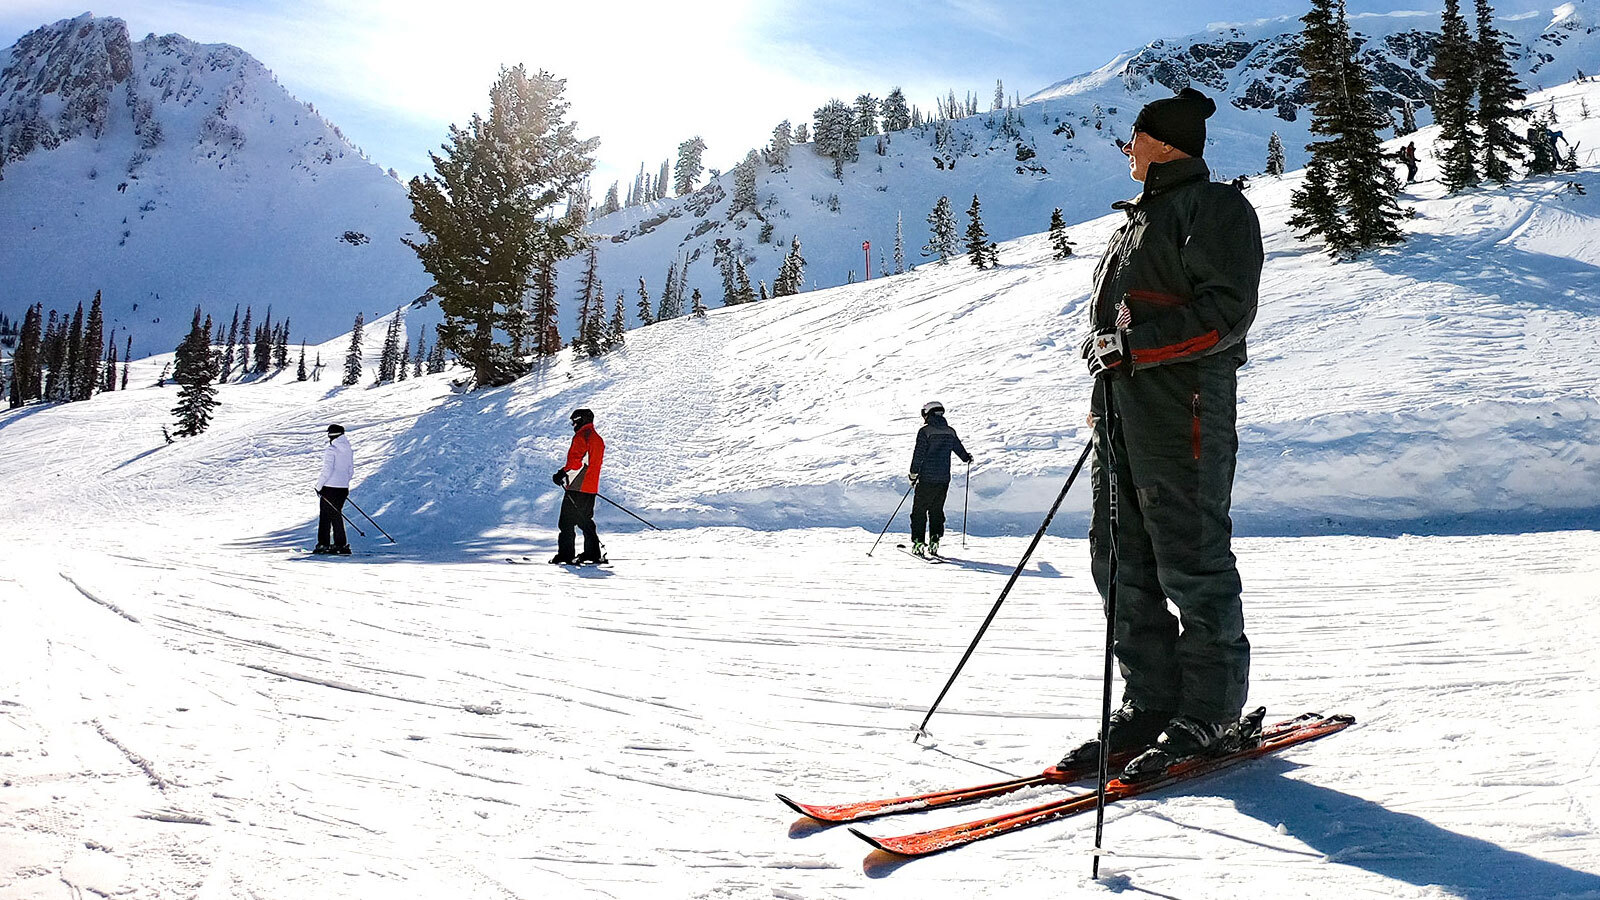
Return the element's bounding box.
[656,159,670,200]
[894,211,906,274]
[674,136,707,195]
[573,247,601,355]
[965,195,998,269]
[854,94,879,136]
[581,278,606,357]
[882,88,911,132]
[274,319,290,369]
[1287,153,1344,245]
[1474,0,1527,183]
[377,314,401,382]
[1330,4,1406,252]
[222,304,239,382]
[606,292,627,351]
[794,122,809,144]
[77,291,104,401]
[813,99,859,180]
[343,312,364,386]
[41,311,64,402]
[427,338,447,374]
[397,333,410,381]
[104,331,118,392]
[1048,207,1075,258]
[120,334,130,390]
[690,288,707,318]
[413,329,426,378]
[770,120,792,171]
[1430,0,1480,192]
[758,281,769,301]
[8,304,41,408]
[657,259,682,320]
[406,65,597,388]
[171,308,219,437]
[923,196,958,263]
[297,344,308,381]
[1266,132,1287,176]
[61,302,83,402]
[254,307,273,375]
[731,150,760,216]
[1399,102,1418,136]
[734,258,756,304]
[773,237,807,297]
[236,306,252,378]
[636,277,655,326]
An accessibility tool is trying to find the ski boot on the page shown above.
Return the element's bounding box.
[311,544,332,555]
[549,554,577,565]
[1122,708,1266,782]
[911,541,928,558]
[334,544,352,555]
[928,539,941,557]
[1053,699,1173,771]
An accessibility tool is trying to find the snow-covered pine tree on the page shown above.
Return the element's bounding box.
[965,195,997,269]
[221,305,239,382]
[601,182,621,217]
[770,120,792,171]
[40,311,63,402]
[1399,102,1418,136]
[923,196,958,264]
[529,252,562,358]
[657,259,681,320]
[61,303,83,403]
[656,160,670,200]
[1474,0,1527,183]
[171,308,219,438]
[882,88,910,132]
[398,333,410,381]
[855,94,879,136]
[1430,0,1480,192]
[606,292,627,351]
[794,122,808,144]
[103,331,117,392]
[735,258,756,304]
[76,291,104,401]
[732,150,760,216]
[377,314,400,383]
[274,319,290,369]
[427,338,446,374]
[636,277,655,326]
[120,334,130,390]
[674,136,707,195]
[691,288,707,318]
[8,304,39,407]
[773,237,807,297]
[343,312,364,386]
[1266,132,1286,176]
[297,344,307,381]
[413,330,425,378]
[236,306,252,378]
[406,65,597,387]
[1048,207,1075,259]
[813,99,858,180]
[573,247,601,356]
[894,211,906,274]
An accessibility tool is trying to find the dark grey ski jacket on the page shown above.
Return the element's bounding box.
[909,413,972,484]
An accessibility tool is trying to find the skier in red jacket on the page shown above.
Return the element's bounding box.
[551,408,606,564]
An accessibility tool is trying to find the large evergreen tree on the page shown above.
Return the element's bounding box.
[236,306,252,378]
[923,196,958,263]
[1430,0,1481,192]
[773,237,807,297]
[882,88,911,132]
[41,311,64,402]
[731,150,760,216]
[636,277,655,326]
[964,195,998,269]
[1266,132,1287,176]
[854,94,879,136]
[606,292,627,352]
[377,313,402,383]
[406,65,597,387]
[62,303,83,402]
[690,288,707,318]
[657,259,682,320]
[76,291,104,401]
[221,305,239,382]
[1331,3,1405,252]
[1049,207,1075,259]
[8,303,42,408]
[343,312,364,386]
[573,248,602,356]
[813,99,859,179]
[253,307,273,375]
[769,120,792,171]
[274,318,290,370]
[1474,0,1527,182]
[171,308,219,437]
[674,136,707,195]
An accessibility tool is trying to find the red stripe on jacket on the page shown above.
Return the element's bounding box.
[1131,330,1220,365]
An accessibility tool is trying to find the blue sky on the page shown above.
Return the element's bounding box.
[0,0,1553,193]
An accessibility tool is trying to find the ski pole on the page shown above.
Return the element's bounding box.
[868,481,916,557]
[913,437,1093,742]
[962,460,971,549]
[316,490,365,537]
[594,490,661,531]
[1092,375,1121,880]
[344,495,395,544]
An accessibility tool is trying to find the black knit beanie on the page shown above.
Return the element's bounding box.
[1133,87,1216,158]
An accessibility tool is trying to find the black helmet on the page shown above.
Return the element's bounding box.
[921,400,944,417]
[570,408,594,428]
[327,424,345,436]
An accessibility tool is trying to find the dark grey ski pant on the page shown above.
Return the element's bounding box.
[911,481,951,543]
[1088,360,1250,724]
[558,491,601,561]
[317,487,348,548]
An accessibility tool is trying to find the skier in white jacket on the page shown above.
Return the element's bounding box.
[314,424,354,554]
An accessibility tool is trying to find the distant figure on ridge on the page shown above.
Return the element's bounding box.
[907,400,973,558]
[551,408,607,565]
[314,424,354,555]
[1069,86,1264,779]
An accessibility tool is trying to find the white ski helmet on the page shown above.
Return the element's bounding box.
[921,400,944,417]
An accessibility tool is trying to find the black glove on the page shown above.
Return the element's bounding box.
[1084,328,1128,377]
[908,472,919,485]
[552,470,568,486]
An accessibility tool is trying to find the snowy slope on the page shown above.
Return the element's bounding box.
[563,2,1600,330]
[0,14,432,359]
[2,82,1600,900]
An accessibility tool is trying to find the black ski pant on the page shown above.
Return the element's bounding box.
[558,490,602,560]
[1088,361,1250,725]
[317,487,349,548]
[910,480,951,544]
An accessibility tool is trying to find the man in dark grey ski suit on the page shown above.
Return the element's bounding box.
[1064,87,1264,774]
[908,400,973,557]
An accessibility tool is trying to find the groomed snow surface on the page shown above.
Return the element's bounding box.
[3,83,1600,898]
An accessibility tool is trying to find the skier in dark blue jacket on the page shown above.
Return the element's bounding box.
[908,400,973,557]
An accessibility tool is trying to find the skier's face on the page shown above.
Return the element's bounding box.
[1123,129,1184,183]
